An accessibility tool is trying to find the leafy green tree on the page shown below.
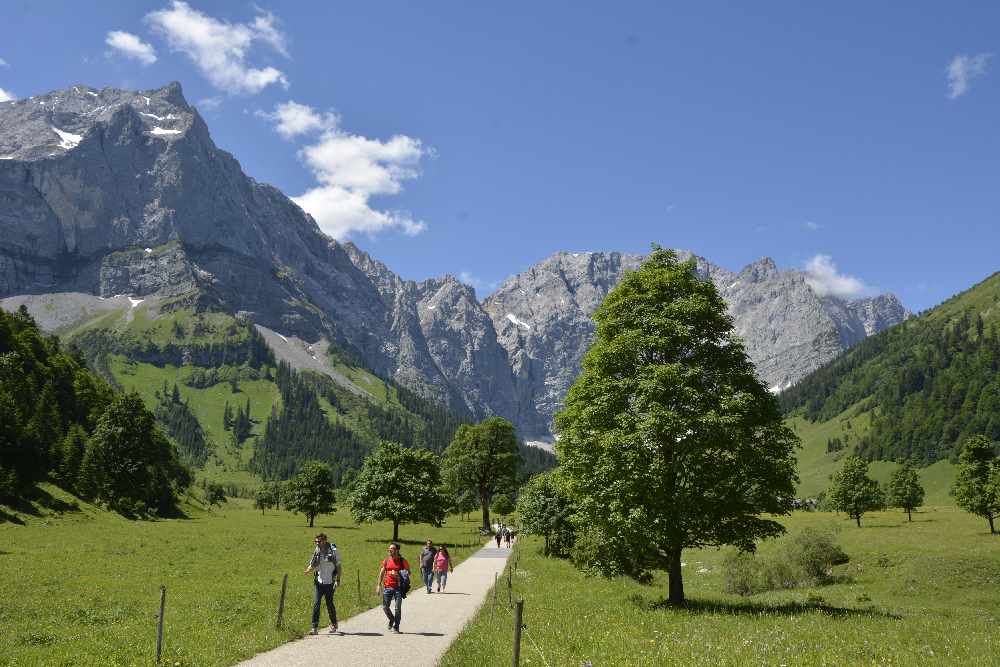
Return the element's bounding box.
[887,460,925,521]
[442,417,521,532]
[206,482,227,506]
[829,456,885,527]
[451,488,479,521]
[78,392,190,516]
[254,481,283,515]
[517,471,576,557]
[952,435,1000,534]
[491,493,515,520]
[555,248,798,602]
[284,461,337,527]
[349,441,447,541]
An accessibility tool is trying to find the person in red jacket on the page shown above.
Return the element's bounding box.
[376,542,409,633]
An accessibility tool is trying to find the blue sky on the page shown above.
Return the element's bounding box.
[1,1,998,311]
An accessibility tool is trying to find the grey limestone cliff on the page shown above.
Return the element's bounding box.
[0,82,909,442]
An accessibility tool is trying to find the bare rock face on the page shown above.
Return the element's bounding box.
[482,252,910,439]
[0,82,910,440]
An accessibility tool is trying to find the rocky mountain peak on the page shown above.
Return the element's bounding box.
[0,82,196,162]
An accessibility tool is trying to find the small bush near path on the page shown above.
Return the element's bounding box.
[723,528,850,595]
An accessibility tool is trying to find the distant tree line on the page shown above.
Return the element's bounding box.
[781,307,1000,463]
[0,306,190,516]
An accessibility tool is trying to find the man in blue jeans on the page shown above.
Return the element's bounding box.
[304,533,341,635]
[376,542,409,634]
[419,539,437,594]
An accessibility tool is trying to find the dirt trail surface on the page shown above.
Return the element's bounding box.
[235,543,513,667]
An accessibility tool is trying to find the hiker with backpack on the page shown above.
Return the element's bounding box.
[433,544,453,592]
[304,533,341,635]
[376,542,410,634]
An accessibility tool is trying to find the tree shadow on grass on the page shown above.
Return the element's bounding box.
[364,538,428,546]
[319,524,359,530]
[639,597,901,620]
[1,486,81,522]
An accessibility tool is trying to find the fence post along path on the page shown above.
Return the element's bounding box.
[236,540,515,667]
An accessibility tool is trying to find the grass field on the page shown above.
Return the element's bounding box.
[110,357,281,491]
[442,508,1000,667]
[0,488,487,666]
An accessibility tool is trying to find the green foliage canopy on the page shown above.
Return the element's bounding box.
[887,460,925,521]
[555,248,799,602]
[829,456,885,527]
[79,392,191,516]
[516,471,576,557]
[349,441,447,541]
[442,417,521,532]
[284,461,337,527]
[952,435,1000,534]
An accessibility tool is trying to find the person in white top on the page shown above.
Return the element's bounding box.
[304,533,341,634]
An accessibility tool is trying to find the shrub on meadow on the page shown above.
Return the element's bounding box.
[722,529,849,596]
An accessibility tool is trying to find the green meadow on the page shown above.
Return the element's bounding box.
[442,507,1000,667]
[0,489,486,666]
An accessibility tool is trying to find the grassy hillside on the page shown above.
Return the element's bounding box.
[63,304,482,490]
[780,270,1000,465]
[789,413,956,504]
[443,509,1000,666]
[0,487,488,666]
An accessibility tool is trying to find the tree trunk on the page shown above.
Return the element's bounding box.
[393,519,400,542]
[855,513,861,527]
[309,513,315,528]
[480,490,491,533]
[543,533,549,557]
[667,547,685,603]
[907,508,912,522]
[989,515,996,535]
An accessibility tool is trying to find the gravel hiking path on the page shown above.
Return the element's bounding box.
[236,542,514,667]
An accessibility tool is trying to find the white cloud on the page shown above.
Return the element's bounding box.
[803,255,868,299]
[196,96,223,111]
[146,1,288,95]
[0,88,15,102]
[259,100,430,239]
[947,53,992,99]
[105,30,158,65]
[0,58,8,67]
[804,221,820,231]
[257,101,337,139]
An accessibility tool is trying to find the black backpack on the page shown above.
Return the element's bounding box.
[398,567,411,597]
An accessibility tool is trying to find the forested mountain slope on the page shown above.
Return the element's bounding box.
[780,271,1000,464]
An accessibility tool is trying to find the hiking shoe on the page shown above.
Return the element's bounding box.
[388,620,394,630]
[328,625,339,634]
[392,627,400,634]
[309,627,318,635]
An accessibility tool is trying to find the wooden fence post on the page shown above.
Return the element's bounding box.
[156,586,166,662]
[356,568,362,603]
[507,568,513,607]
[512,598,524,667]
[276,574,288,627]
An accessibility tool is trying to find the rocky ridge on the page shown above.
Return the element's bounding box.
[0,83,910,442]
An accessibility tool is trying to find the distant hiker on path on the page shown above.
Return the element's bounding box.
[420,539,438,594]
[494,529,502,548]
[433,545,453,592]
[503,527,511,548]
[304,533,341,635]
[376,542,410,634]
